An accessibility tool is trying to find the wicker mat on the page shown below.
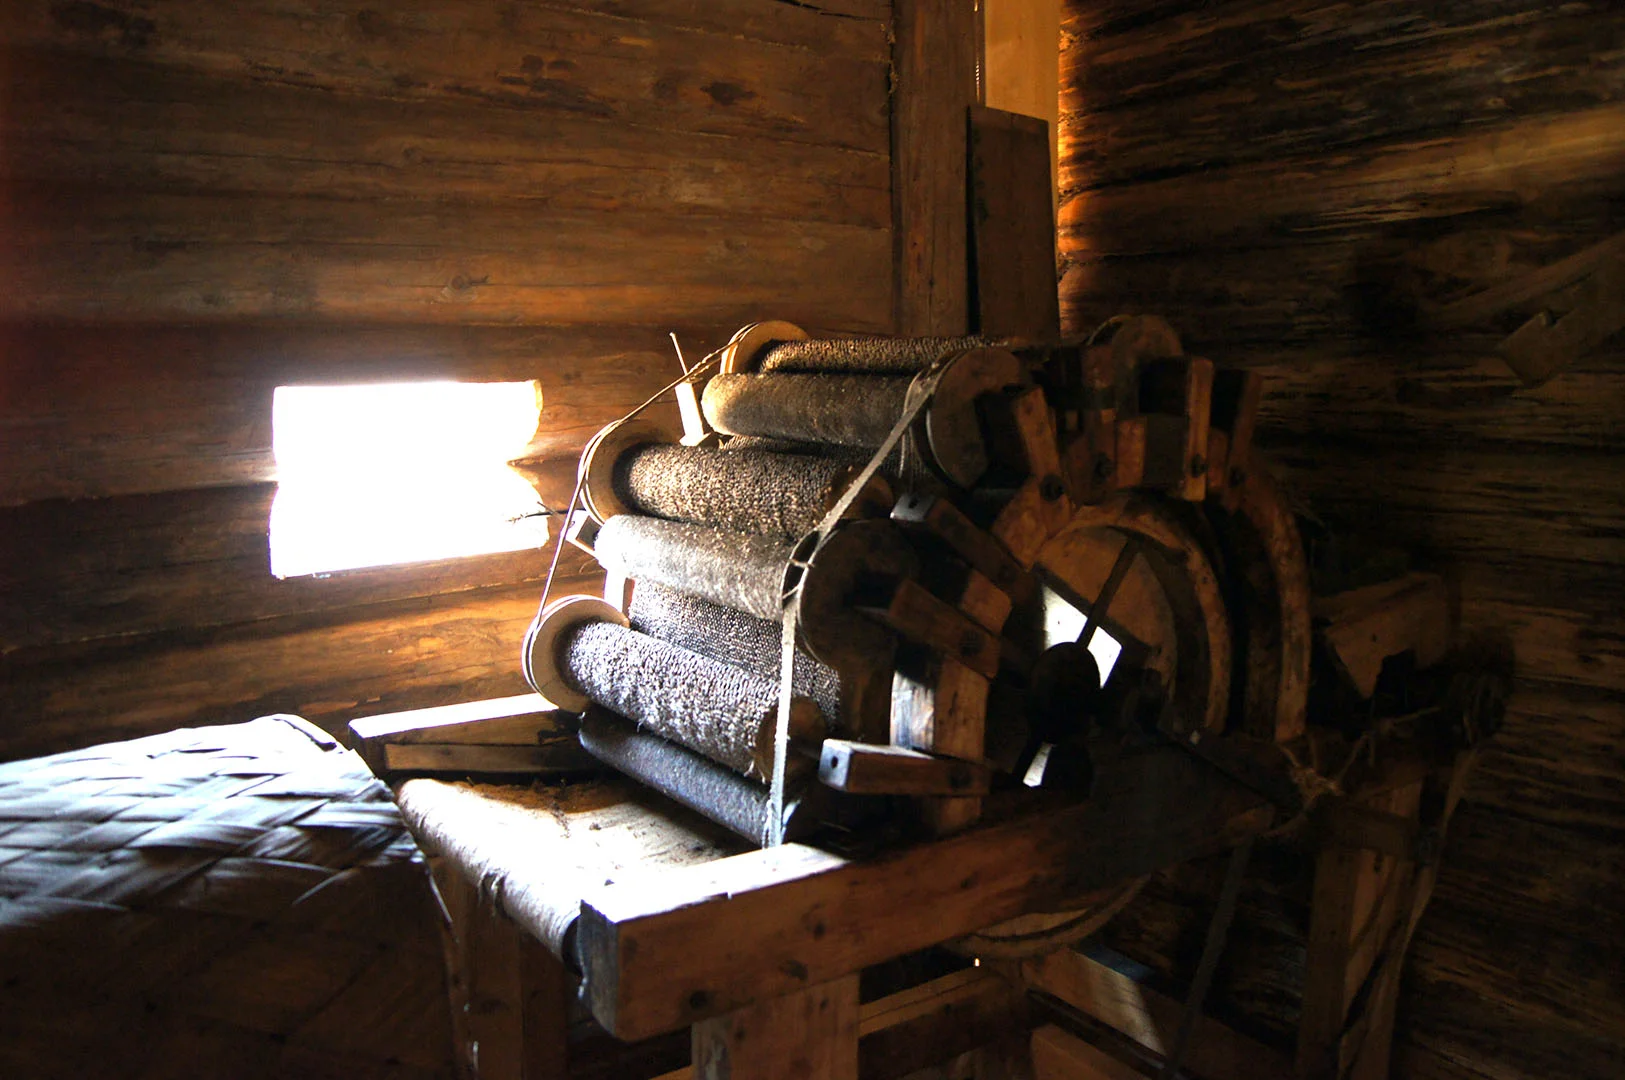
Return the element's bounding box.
[0,715,454,1080]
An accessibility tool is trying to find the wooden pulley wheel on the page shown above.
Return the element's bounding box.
[1026,494,1233,736]
[719,320,808,374]
[948,875,1148,960]
[578,417,669,525]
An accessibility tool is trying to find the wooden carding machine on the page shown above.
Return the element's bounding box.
[520,318,1502,868]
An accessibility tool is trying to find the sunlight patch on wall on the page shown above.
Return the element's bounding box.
[270,381,547,578]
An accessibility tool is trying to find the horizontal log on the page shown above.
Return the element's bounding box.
[0,585,572,762]
[0,481,603,650]
[1467,681,1625,834]
[0,48,891,230]
[0,322,727,505]
[1060,3,1624,190]
[0,1,890,151]
[1246,347,1625,454]
[1060,103,1625,256]
[0,185,895,328]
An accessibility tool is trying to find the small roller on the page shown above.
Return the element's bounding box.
[577,709,822,845]
[594,515,792,622]
[524,595,823,779]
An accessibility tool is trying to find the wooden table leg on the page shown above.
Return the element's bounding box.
[692,975,860,1080]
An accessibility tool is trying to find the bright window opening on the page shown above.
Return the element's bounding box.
[269,381,548,578]
[1040,583,1124,683]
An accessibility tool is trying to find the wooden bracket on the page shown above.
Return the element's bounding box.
[818,739,993,796]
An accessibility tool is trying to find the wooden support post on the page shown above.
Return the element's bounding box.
[893,0,977,335]
[1297,780,1423,1078]
[692,975,860,1080]
[430,858,570,1080]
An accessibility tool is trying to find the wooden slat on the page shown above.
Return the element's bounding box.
[0,185,895,328]
[0,1,890,151]
[892,0,977,335]
[1030,1024,1144,1080]
[0,48,891,229]
[577,749,1271,1040]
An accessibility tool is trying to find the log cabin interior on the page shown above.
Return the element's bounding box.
[0,2,1619,1079]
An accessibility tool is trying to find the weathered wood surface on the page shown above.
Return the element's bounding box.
[0,1,891,150]
[0,585,576,762]
[0,186,893,327]
[0,0,894,758]
[0,482,599,651]
[892,0,976,335]
[1060,3,1625,1077]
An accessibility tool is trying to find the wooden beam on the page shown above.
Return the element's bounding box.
[577,748,1271,1040]
[892,0,978,335]
[692,974,859,1080]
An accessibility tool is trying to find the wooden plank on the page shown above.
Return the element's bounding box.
[576,748,1271,1040]
[0,585,560,762]
[1023,947,1293,1080]
[893,0,977,335]
[381,743,595,777]
[874,581,1001,679]
[1315,572,1453,698]
[969,105,1061,340]
[0,321,712,505]
[0,48,891,231]
[692,974,860,1080]
[0,185,895,329]
[817,739,993,797]
[0,1,890,151]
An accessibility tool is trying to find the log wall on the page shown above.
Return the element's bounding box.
[0,0,894,760]
[1059,3,1623,1078]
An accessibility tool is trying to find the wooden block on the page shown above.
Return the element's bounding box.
[1180,358,1214,502]
[1315,572,1452,698]
[576,749,1271,1040]
[1030,1025,1144,1080]
[873,579,1001,679]
[818,739,993,796]
[1113,418,1146,490]
[349,694,587,779]
[892,493,1026,596]
[970,105,1061,340]
[693,975,859,1080]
